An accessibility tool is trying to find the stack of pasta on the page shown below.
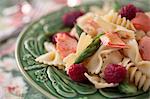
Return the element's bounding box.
[35,3,150,93]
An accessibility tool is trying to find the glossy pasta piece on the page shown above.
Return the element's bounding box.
[63,33,93,71]
[84,73,118,89]
[94,15,116,33]
[101,50,123,73]
[85,45,122,74]
[137,61,150,78]
[84,45,106,74]
[76,33,93,54]
[128,66,150,91]
[35,42,64,69]
[103,10,136,31]
[77,13,99,37]
[115,26,135,39]
[119,57,134,70]
[123,39,142,64]
[94,16,135,39]
[77,12,95,29]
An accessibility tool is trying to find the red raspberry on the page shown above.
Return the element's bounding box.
[68,64,88,83]
[119,4,143,20]
[104,64,127,83]
[51,34,57,44]
[62,10,84,27]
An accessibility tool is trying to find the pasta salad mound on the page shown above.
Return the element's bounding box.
[35,3,150,94]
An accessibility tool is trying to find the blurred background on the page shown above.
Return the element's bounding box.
[0,0,149,99]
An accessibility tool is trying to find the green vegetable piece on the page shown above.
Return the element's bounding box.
[118,82,137,94]
[75,33,104,64]
[76,24,84,37]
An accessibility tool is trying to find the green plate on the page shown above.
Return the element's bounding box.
[15,3,150,99]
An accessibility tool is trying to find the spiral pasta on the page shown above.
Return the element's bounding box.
[128,66,150,91]
[119,57,135,70]
[94,15,135,39]
[103,10,136,31]
[137,61,150,78]
[120,39,150,92]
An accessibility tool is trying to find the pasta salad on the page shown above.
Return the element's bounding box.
[35,3,150,94]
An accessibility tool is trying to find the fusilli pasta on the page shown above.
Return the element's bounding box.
[128,66,150,91]
[103,10,136,31]
[94,15,135,39]
[137,61,150,78]
[119,57,134,70]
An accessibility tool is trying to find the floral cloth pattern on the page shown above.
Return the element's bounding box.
[0,38,47,99]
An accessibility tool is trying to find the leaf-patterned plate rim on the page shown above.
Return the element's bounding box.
[15,2,150,99]
[15,3,101,99]
[15,18,58,99]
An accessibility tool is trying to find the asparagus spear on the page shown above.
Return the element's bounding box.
[75,24,84,37]
[75,33,104,64]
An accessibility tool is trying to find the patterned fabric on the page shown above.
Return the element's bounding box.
[0,38,47,99]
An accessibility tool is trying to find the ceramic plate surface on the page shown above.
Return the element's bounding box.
[16,3,150,99]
